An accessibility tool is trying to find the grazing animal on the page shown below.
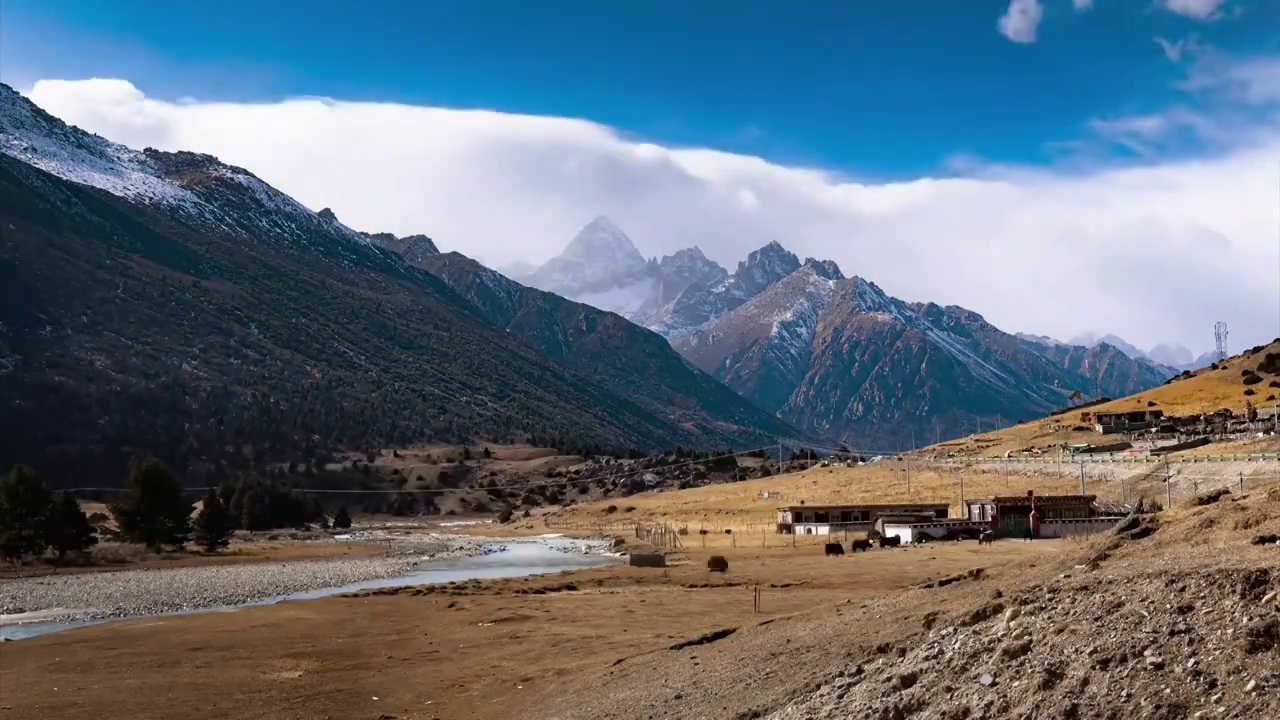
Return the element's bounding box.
[850,538,872,552]
[878,535,902,549]
[978,531,995,546]
[707,555,729,572]
[824,542,845,556]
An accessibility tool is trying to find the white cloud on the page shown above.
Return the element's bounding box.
[19,77,1280,354]
[998,0,1044,43]
[1073,0,1094,11]
[1159,0,1229,20]
[1154,35,1197,63]
[1182,54,1280,104]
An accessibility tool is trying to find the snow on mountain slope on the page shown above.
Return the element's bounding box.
[678,261,840,368]
[650,246,728,309]
[673,255,1176,447]
[0,84,203,211]
[521,216,653,303]
[1016,332,1066,348]
[0,83,371,250]
[520,217,732,323]
[576,276,660,317]
[647,240,801,338]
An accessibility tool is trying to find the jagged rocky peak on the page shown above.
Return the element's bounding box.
[661,245,713,269]
[838,275,896,313]
[801,257,844,281]
[317,207,339,222]
[398,234,440,262]
[142,148,226,175]
[659,246,727,281]
[362,230,440,262]
[562,215,645,266]
[732,240,801,294]
[739,240,798,272]
[364,231,397,245]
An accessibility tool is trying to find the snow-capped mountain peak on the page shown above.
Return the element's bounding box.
[519,216,654,317]
[561,215,645,266]
[803,257,845,281]
[0,83,372,249]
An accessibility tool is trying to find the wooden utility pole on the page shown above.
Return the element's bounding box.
[1164,455,1172,508]
[1078,461,1086,496]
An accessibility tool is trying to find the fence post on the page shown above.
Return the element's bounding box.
[1239,473,1244,493]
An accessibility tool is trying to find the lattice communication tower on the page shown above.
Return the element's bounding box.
[1214,322,1228,361]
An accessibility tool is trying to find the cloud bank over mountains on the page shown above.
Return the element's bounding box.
[22,73,1279,354]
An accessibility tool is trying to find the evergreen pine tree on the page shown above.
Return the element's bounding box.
[0,465,53,562]
[332,506,352,529]
[111,457,193,551]
[193,487,235,552]
[240,488,266,531]
[46,491,98,561]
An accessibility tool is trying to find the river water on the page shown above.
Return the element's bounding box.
[1,537,620,641]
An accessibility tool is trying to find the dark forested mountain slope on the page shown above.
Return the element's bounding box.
[415,252,801,442]
[0,85,800,486]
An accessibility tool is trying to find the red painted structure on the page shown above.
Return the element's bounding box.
[964,492,1097,538]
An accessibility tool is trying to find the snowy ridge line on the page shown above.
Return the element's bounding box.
[0,83,371,249]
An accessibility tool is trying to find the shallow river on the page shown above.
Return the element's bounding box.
[1,537,619,641]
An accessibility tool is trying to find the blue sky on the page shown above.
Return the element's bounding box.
[4,0,1277,177]
[3,0,1278,351]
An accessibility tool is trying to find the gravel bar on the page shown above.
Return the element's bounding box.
[0,535,482,624]
[0,533,615,627]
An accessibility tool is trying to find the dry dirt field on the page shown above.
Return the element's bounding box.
[0,529,1058,720]
[3,481,1278,720]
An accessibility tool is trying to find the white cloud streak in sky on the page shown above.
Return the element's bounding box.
[1004,0,1233,45]
[998,0,1044,44]
[1159,0,1229,20]
[20,76,1280,354]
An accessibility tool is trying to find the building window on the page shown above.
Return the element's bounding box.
[815,512,830,523]
[840,511,853,523]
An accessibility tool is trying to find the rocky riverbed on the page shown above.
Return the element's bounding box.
[0,555,421,624]
[0,532,612,627]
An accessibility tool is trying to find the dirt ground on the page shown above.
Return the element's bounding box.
[543,463,1092,530]
[0,535,1060,720]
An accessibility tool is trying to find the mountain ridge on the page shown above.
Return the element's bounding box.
[0,84,809,486]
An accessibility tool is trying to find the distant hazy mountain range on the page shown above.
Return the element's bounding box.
[516,218,1178,449]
